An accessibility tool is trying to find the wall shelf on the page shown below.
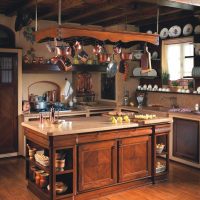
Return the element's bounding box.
[23,63,107,73]
[130,75,159,79]
[136,90,200,95]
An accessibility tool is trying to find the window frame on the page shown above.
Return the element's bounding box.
[162,36,193,81]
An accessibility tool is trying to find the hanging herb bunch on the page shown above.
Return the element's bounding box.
[23,25,35,44]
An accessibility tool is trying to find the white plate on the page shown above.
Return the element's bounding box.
[146,30,153,34]
[195,45,200,56]
[194,25,200,34]
[152,51,158,59]
[160,28,169,39]
[183,24,193,36]
[169,25,181,38]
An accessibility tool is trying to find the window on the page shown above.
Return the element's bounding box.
[101,73,115,100]
[162,37,193,80]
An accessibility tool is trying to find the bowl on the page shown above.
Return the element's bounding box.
[156,144,165,154]
[55,159,65,169]
[47,182,68,194]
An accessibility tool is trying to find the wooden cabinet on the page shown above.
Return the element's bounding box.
[78,140,117,191]
[173,118,199,163]
[0,52,18,154]
[118,136,151,182]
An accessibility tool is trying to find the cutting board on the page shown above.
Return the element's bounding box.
[132,117,171,124]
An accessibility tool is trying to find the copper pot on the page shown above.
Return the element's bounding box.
[98,54,110,63]
[120,52,133,60]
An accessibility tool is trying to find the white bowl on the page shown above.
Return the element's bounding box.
[143,84,147,90]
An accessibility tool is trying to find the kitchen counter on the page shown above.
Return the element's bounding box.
[22,116,171,200]
[22,116,172,136]
[168,111,200,121]
[120,106,169,117]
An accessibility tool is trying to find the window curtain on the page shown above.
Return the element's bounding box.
[161,37,193,74]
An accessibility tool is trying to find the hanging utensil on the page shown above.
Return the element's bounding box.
[106,54,117,78]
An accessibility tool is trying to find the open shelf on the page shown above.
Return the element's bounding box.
[56,169,73,175]
[23,63,107,73]
[28,158,50,173]
[137,90,200,95]
[130,75,158,79]
[28,180,49,200]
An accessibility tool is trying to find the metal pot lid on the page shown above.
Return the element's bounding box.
[106,61,117,78]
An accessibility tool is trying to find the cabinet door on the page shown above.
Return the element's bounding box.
[173,118,199,163]
[119,136,151,182]
[78,140,117,191]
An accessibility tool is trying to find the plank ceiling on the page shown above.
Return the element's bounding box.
[0,0,200,27]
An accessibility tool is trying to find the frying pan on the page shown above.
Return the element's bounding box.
[106,54,117,78]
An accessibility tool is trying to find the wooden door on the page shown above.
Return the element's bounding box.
[0,53,18,154]
[173,118,199,163]
[119,136,151,182]
[78,140,117,191]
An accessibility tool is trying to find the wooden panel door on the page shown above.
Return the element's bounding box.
[78,140,117,191]
[173,118,199,163]
[0,53,18,154]
[119,136,151,182]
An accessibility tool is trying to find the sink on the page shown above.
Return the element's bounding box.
[144,106,169,112]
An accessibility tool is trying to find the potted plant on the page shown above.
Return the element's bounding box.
[162,72,170,88]
[170,80,180,92]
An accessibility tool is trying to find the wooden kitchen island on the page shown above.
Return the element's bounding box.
[22,116,172,200]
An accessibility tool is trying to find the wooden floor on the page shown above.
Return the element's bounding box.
[0,157,200,200]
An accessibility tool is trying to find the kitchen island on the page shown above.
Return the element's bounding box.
[22,116,172,200]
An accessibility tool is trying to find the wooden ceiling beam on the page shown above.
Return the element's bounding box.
[103,7,182,26]
[168,0,200,7]
[65,0,135,22]
[5,0,45,16]
[135,11,194,27]
[84,5,157,25]
[135,0,194,10]
[39,0,84,20]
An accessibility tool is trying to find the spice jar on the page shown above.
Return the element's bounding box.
[35,170,44,186]
[40,173,49,188]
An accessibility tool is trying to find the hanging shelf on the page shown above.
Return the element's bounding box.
[34,26,159,46]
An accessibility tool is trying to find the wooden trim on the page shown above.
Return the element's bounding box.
[35,26,159,45]
[162,36,193,45]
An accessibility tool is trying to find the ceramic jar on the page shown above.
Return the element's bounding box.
[40,173,49,188]
[35,170,44,186]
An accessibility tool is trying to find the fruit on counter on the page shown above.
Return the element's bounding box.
[110,115,130,124]
[134,114,156,120]
[111,117,117,124]
[123,115,130,123]
[117,116,123,123]
[124,118,130,123]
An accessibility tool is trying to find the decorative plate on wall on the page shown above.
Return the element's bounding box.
[169,26,181,38]
[194,25,200,34]
[160,28,169,39]
[183,24,193,36]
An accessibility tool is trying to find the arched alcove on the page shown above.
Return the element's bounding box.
[0,24,15,48]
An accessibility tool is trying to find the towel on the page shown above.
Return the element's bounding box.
[63,80,73,100]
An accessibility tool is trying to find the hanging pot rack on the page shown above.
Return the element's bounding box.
[34,25,159,47]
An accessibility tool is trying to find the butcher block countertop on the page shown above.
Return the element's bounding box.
[168,111,200,121]
[21,116,172,136]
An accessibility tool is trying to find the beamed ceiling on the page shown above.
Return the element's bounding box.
[0,0,200,27]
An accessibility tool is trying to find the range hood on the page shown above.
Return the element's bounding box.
[34,25,159,47]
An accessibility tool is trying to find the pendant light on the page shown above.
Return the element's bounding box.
[35,0,38,32]
[156,7,160,34]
